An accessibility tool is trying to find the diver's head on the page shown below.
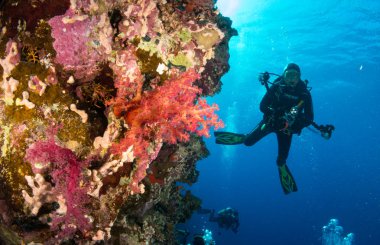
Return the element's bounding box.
[283,63,301,86]
[192,235,205,245]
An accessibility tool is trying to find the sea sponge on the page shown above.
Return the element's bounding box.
[192,25,224,50]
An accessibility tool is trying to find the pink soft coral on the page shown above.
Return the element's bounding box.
[25,127,91,240]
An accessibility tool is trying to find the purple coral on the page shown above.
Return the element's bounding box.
[48,9,105,81]
[25,127,91,239]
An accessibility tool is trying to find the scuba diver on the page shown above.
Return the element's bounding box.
[215,63,334,194]
[196,207,240,233]
[208,207,239,233]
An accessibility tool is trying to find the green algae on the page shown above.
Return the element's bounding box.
[177,28,192,43]
[169,53,192,68]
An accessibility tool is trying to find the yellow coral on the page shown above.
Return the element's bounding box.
[192,26,224,50]
[0,125,11,157]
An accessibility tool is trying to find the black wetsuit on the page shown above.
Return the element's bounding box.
[244,78,314,166]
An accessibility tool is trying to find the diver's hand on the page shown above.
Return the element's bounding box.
[258,72,270,84]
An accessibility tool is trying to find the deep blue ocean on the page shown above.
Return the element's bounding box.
[184,1,380,244]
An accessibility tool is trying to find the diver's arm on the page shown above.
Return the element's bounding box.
[292,91,314,133]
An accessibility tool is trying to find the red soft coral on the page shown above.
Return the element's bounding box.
[138,69,223,143]
[113,69,223,155]
[110,69,224,193]
[25,127,91,240]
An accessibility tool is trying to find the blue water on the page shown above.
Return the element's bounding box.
[185,1,380,244]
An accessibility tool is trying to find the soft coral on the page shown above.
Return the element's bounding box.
[112,69,223,155]
[110,69,223,193]
[25,127,91,239]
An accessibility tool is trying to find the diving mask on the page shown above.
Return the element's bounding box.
[283,69,300,86]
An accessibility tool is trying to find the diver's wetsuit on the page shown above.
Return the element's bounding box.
[244,78,314,166]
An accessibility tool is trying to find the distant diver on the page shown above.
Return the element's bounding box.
[215,63,334,194]
[198,207,240,233]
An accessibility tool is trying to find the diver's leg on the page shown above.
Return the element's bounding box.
[276,132,297,194]
[275,132,293,166]
[244,120,272,146]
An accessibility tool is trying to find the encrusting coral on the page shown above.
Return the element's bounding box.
[0,0,237,243]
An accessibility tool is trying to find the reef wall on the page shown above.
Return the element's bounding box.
[0,0,236,243]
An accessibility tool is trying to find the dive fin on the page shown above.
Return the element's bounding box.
[214,132,246,145]
[278,164,298,194]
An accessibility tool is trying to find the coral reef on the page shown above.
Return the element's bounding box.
[0,0,236,243]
